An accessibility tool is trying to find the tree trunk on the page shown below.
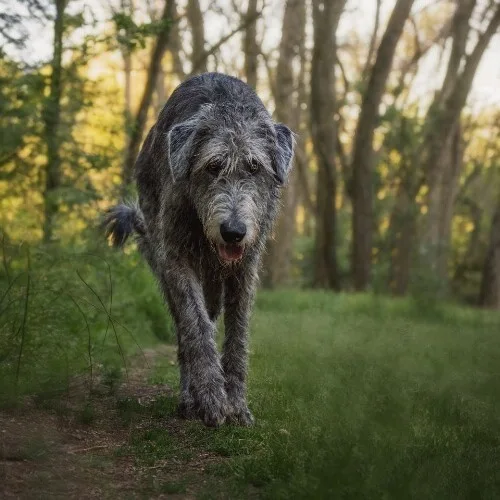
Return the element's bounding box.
[169,0,186,80]
[310,0,346,290]
[243,0,259,89]
[387,125,463,296]
[438,0,476,103]
[124,47,132,126]
[122,0,175,191]
[42,0,66,243]
[479,199,500,309]
[187,0,206,74]
[154,65,166,117]
[351,0,414,290]
[294,34,314,218]
[434,123,463,281]
[388,182,418,296]
[262,0,305,288]
[121,0,134,180]
[362,0,381,80]
[145,0,168,117]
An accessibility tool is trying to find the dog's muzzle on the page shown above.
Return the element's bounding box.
[218,220,246,262]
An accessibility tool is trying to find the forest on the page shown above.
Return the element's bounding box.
[1,0,500,498]
[1,0,499,304]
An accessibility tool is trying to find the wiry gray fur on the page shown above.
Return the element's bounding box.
[104,73,294,427]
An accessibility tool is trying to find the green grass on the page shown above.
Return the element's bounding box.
[2,240,500,499]
[146,291,500,499]
[0,241,171,403]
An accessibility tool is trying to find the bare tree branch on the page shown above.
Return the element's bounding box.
[362,0,381,80]
[189,9,262,76]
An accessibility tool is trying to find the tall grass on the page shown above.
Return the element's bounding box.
[2,234,500,498]
[0,235,173,404]
[147,291,500,498]
[232,292,500,498]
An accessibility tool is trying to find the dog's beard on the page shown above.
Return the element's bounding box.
[203,216,247,264]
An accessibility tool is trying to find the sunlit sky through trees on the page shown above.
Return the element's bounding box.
[1,0,500,302]
[5,0,500,113]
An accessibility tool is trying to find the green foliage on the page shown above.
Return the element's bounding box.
[0,51,44,179]
[409,258,449,312]
[239,292,500,498]
[0,237,173,404]
[293,208,351,289]
[112,12,173,52]
[157,480,187,495]
[96,291,500,498]
[2,237,500,496]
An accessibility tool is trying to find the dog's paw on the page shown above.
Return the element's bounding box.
[195,385,228,428]
[226,401,255,427]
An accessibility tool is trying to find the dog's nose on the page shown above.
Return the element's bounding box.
[220,221,246,243]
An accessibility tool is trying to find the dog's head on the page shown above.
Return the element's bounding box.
[166,102,294,264]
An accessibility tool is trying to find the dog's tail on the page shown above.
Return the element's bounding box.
[102,202,146,248]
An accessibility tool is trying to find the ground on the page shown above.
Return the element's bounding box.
[1,292,500,499]
[1,346,228,499]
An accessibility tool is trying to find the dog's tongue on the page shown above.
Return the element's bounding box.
[218,243,244,262]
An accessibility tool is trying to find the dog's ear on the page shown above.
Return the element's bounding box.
[273,124,294,185]
[167,121,197,180]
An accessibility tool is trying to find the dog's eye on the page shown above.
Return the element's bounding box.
[248,160,260,174]
[207,160,223,175]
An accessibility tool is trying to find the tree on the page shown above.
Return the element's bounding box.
[188,8,261,77]
[186,0,206,74]
[310,0,346,289]
[243,0,259,89]
[168,0,186,80]
[386,1,500,296]
[479,197,500,309]
[122,0,175,190]
[115,0,134,171]
[261,0,306,288]
[420,2,500,285]
[351,0,415,291]
[42,0,67,242]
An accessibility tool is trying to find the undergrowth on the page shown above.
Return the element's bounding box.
[0,234,172,405]
[2,233,500,499]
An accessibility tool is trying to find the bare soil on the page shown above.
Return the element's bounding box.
[0,346,225,499]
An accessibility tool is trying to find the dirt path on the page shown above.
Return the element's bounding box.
[0,346,225,499]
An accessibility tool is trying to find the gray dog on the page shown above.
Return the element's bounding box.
[104,72,294,427]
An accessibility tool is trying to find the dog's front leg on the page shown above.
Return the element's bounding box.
[222,268,257,426]
[162,264,227,427]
